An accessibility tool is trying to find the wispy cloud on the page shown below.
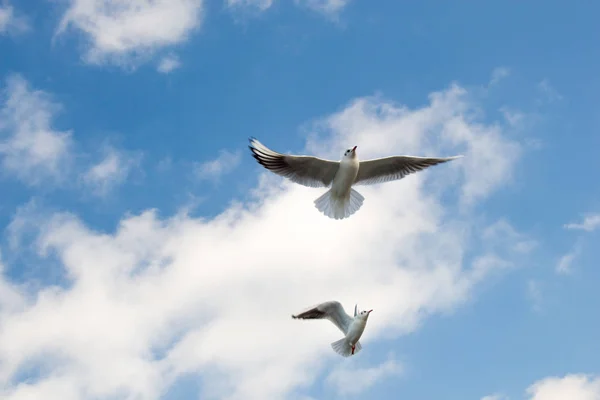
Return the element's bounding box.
[481,394,507,400]
[82,146,141,196]
[0,5,11,32]
[0,74,143,196]
[194,149,241,181]
[556,242,581,275]
[0,254,24,313]
[564,213,600,232]
[295,0,352,15]
[225,0,274,11]
[56,0,204,67]
[157,54,181,74]
[500,106,526,128]
[483,219,537,254]
[327,357,403,396]
[527,280,543,313]
[225,0,351,16]
[0,74,73,186]
[537,79,563,103]
[558,213,599,275]
[0,3,29,35]
[490,67,510,85]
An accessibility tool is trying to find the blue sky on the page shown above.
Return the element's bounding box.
[1,1,599,399]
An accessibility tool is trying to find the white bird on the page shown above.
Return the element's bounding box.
[292,301,373,357]
[248,137,462,220]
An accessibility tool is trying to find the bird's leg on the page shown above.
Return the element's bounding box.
[351,345,355,355]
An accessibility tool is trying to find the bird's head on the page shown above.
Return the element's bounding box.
[356,308,373,321]
[343,146,357,159]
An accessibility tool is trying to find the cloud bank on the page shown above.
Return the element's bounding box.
[0,80,532,399]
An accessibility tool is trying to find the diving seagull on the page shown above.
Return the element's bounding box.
[248,137,462,220]
[292,301,372,357]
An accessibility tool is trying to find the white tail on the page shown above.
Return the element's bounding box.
[314,188,364,220]
[331,337,362,357]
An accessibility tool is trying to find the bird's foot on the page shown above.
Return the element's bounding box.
[351,345,355,355]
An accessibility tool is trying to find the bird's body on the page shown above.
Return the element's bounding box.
[248,137,462,220]
[314,152,363,219]
[344,313,368,350]
[292,301,372,357]
[331,155,359,198]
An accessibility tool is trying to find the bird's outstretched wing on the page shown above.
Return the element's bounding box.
[354,155,463,186]
[249,137,340,188]
[292,301,353,335]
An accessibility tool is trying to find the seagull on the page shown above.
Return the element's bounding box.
[292,301,372,357]
[248,137,462,220]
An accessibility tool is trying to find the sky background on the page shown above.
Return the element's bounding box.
[1,1,599,399]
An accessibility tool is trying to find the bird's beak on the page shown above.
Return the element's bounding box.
[352,146,357,153]
[367,309,373,313]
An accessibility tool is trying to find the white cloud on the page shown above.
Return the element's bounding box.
[295,0,352,15]
[0,81,531,399]
[0,75,141,194]
[56,0,204,66]
[527,374,600,400]
[326,357,402,396]
[82,146,141,196]
[0,3,29,35]
[0,74,73,186]
[307,85,521,206]
[564,213,600,232]
[194,149,241,181]
[157,55,181,74]
[441,120,521,207]
[556,242,581,275]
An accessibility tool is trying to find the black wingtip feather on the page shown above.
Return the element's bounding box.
[248,143,289,173]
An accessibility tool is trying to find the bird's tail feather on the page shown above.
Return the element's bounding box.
[314,188,364,220]
[331,338,362,357]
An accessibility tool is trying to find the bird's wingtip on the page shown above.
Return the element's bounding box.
[248,137,260,152]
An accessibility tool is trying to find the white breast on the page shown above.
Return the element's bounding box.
[331,158,359,196]
[345,318,367,345]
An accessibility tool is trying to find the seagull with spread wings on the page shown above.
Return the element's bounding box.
[292,301,372,357]
[248,137,462,220]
